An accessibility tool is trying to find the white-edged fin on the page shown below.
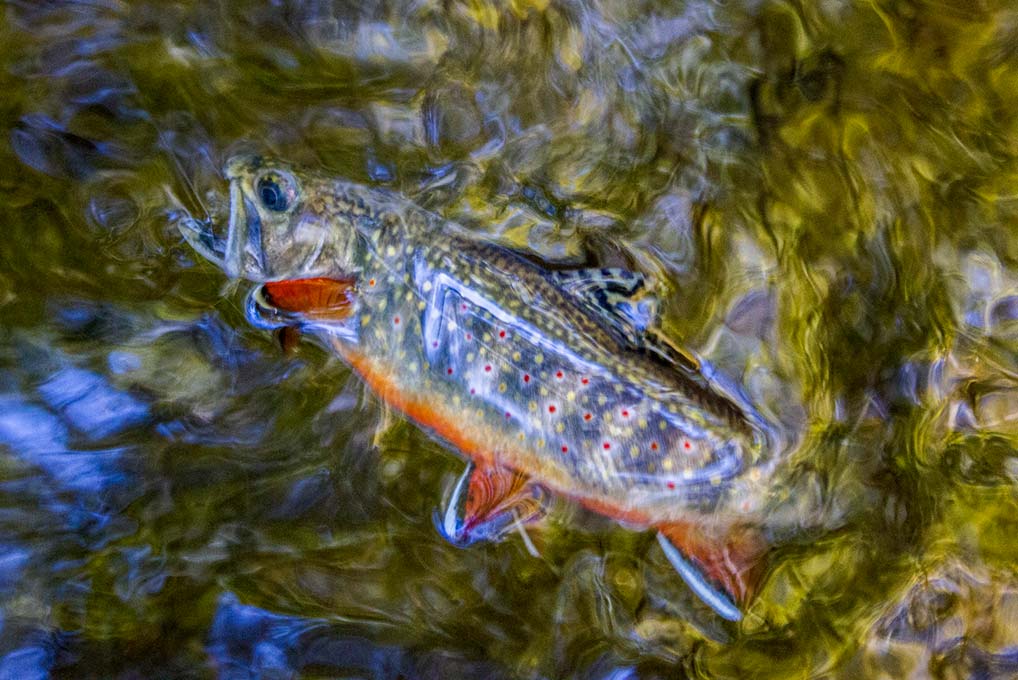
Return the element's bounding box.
[549,268,658,344]
[656,531,742,622]
[437,461,474,543]
[434,461,546,547]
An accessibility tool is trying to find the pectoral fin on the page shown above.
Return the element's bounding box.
[260,277,357,320]
[656,521,767,622]
[436,461,547,547]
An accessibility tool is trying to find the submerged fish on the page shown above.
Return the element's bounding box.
[180,155,787,621]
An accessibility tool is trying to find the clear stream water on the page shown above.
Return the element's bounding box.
[2,1,1018,678]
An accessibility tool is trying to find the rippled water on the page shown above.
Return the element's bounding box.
[3,1,1018,677]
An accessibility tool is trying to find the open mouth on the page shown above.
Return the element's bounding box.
[177,178,267,280]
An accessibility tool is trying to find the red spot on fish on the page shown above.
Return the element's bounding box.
[523,374,530,383]
[499,330,506,338]
[684,440,691,450]
[368,279,376,287]
[555,371,563,379]
[447,368,453,375]
[461,303,467,311]
[466,333,472,340]
[561,445,568,453]
[394,316,400,325]
[548,405,556,413]
[581,378,589,385]
[470,388,475,395]
[651,442,659,451]
[484,365,492,372]
[667,481,676,489]
[505,411,511,419]
[584,413,592,421]
[621,410,629,418]
[603,442,611,450]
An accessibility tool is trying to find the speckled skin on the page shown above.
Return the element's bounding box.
[188,156,781,528]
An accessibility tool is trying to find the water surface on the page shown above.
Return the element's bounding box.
[2,1,1018,677]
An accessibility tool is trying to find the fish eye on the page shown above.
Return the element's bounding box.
[256,171,297,212]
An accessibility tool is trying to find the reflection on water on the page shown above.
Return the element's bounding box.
[2,0,1018,677]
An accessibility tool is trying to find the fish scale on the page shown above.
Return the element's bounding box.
[349,220,758,510]
[181,155,786,620]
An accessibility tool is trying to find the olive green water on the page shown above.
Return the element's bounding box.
[2,1,1018,678]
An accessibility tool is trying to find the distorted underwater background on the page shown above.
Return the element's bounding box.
[3,1,1018,678]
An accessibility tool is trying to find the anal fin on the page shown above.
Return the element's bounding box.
[436,461,547,547]
[656,521,767,622]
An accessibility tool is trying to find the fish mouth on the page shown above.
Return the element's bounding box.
[177,161,268,280]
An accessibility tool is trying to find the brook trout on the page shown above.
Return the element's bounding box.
[179,155,785,621]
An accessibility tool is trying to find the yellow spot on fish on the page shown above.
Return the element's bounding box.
[452,395,461,406]
[659,421,667,431]
[518,432,525,441]
[386,246,396,256]
[537,439,545,447]
[512,351,522,361]
[498,382,507,393]
[638,417,648,429]
[662,458,674,471]
[603,413,612,423]
[447,321,457,331]
[597,395,607,406]
[529,401,537,412]
[629,446,639,459]
[539,387,548,397]
[566,391,576,401]
[476,409,484,419]
[423,281,433,292]
[535,354,544,364]
[466,353,475,362]
[482,333,492,342]
[360,314,372,325]
[418,301,427,310]
[682,468,693,479]
[555,422,565,433]
[377,299,387,312]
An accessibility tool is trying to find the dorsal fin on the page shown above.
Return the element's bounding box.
[548,268,659,345]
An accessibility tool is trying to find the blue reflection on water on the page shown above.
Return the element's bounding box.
[0,396,128,494]
[208,593,515,680]
[0,645,52,680]
[37,367,149,440]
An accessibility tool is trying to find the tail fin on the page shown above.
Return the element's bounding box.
[656,521,768,621]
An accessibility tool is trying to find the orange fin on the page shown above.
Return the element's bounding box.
[261,277,357,320]
[274,325,302,353]
[656,521,767,621]
[436,462,547,546]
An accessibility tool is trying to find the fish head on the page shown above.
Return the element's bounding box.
[179,154,364,283]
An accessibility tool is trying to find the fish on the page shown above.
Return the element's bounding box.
[178,155,787,622]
